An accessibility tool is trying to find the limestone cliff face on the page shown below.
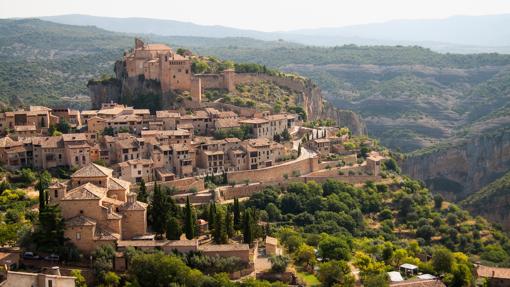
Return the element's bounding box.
[402,129,510,201]
[88,61,164,110]
[298,78,366,136]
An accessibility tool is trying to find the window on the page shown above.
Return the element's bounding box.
[48,280,53,287]
[54,190,58,198]
[76,232,81,240]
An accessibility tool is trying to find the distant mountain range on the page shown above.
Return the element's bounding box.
[40,14,510,54]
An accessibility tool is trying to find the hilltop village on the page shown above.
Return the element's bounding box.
[2,39,508,287]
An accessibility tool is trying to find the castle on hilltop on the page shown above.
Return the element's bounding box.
[125,38,193,92]
[122,38,236,104]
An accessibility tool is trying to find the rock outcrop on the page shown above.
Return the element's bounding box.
[402,128,510,202]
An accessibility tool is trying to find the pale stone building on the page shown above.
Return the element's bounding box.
[48,163,148,254]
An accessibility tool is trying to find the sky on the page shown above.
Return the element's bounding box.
[1,0,510,31]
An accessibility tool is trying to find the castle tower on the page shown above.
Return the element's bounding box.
[223,69,236,93]
[191,77,202,103]
[135,38,144,49]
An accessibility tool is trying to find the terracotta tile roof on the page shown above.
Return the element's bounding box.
[118,200,148,211]
[217,111,238,118]
[81,110,98,115]
[142,44,172,51]
[215,118,240,129]
[72,163,113,178]
[66,215,96,227]
[477,265,510,279]
[224,137,241,143]
[156,111,180,118]
[62,133,87,142]
[108,178,130,191]
[116,138,140,149]
[239,118,268,124]
[265,114,288,121]
[0,137,21,148]
[40,136,64,149]
[63,183,106,200]
[109,114,142,123]
[102,197,125,207]
[94,226,119,241]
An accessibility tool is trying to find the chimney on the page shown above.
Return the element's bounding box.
[128,192,137,203]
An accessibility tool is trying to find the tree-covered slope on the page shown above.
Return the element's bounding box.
[462,172,510,231]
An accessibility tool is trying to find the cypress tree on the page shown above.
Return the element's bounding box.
[225,206,234,238]
[298,142,302,157]
[138,178,148,203]
[184,196,195,239]
[166,216,182,240]
[213,207,227,244]
[233,198,241,230]
[208,202,216,229]
[243,209,253,244]
[149,181,169,238]
[36,171,51,210]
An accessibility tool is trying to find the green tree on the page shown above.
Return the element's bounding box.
[149,182,169,238]
[36,171,51,210]
[318,260,355,287]
[129,253,207,287]
[233,198,241,230]
[33,205,66,253]
[243,210,254,244]
[318,236,351,261]
[450,263,473,287]
[431,247,454,274]
[138,178,148,203]
[294,244,317,272]
[184,196,195,239]
[433,194,443,209]
[166,216,182,240]
[213,206,228,244]
[363,273,389,287]
[269,255,289,273]
[208,202,216,230]
[297,142,302,157]
[70,269,87,287]
[103,271,120,287]
[225,206,234,238]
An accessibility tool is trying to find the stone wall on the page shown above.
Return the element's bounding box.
[139,177,205,193]
[226,156,320,183]
[302,175,382,184]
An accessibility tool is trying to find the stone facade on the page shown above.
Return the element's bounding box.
[48,163,148,255]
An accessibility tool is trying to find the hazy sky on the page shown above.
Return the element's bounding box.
[1,0,510,31]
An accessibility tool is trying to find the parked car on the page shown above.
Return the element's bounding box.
[22,252,40,260]
[44,254,60,261]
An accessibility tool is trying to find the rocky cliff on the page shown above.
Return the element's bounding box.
[461,171,510,231]
[88,61,166,112]
[402,128,510,202]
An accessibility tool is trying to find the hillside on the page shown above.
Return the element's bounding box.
[462,171,510,231]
